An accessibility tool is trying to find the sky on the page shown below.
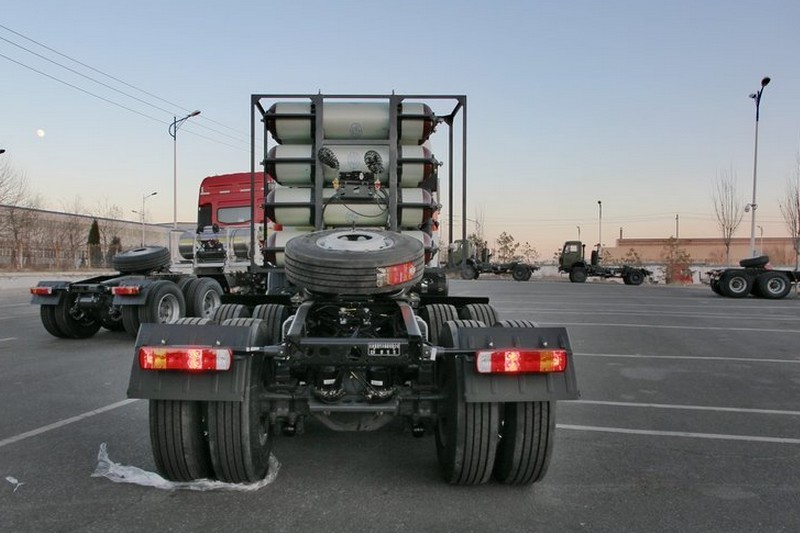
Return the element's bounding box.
[2,0,800,257]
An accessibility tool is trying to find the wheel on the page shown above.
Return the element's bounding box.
[208,318,273,483]
[749,282,763,298]
[496,319,540,328]
[739,255,769,268]
[710,279,722,295]
[112,246,171,273]
[719,271,752,298]
[284,229,425,295]
[757,272,791,299]
[569,267,587,283]
[419,304,458,345]
[121,305,141,338]
[53,292,101,339]
[138,281,186,325]
[435,323,499,485]
[512,264,530,282]
[459,303,499,326]
[460,264,478,280]
[252,304,289,343]
[494,401,556,485]
[211,303,251,323]
[40,305,68,338]
[185,277,223,318]
[149,399,213,481]
[99,305,125,331]
[626,270,644,286]
[622,274,632,285]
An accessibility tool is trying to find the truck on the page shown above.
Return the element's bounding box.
[558,240,651,285]
[448,239,539,281]
[708,255,798,299]
[126,92,579,486]
[29,172,268,338]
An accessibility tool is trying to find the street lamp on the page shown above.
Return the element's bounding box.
[747,76,770,257]
[169,110,201,232]
[597,200,602,256]
[136,192,158,245]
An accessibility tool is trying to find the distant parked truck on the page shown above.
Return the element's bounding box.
[708,255,798,299]
[448,239,539,281]
[558,240,651,285]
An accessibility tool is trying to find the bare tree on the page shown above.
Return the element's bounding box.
[56,196,89,269]
[778,160,800,270]
[0,158,42,268]
[94,198,125,266]
[494,231,520,262]
[712,169,745,265]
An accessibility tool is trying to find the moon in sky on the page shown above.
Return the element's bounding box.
[36,129,46,138]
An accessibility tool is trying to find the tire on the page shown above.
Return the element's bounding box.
[459,303,499,326]
[251,304,289,343]
[749,282,763,298]
[710,279,722,295]
[622,274,632,286]
[419,304,459,345]
[149,400,213,481]
[185,277,223,319]
[112,246,171,273]
[512,264,530,282]
[121,305,141,338]
[569,267,587,283]
[435,325,499,485]
[40,305,68,338]
[53,292,101,339]
[739,255,769,268]
[460,264,478,280]
[284,229,425,295]
[719,271,752,298]
[208,318,273,483]
[496,319,540,328]
[138,281,186,325]
[757,272,791,299]
[211,304,251,323]
[626,270,644,286]
[494,401,556,485]
[99,305,125,331]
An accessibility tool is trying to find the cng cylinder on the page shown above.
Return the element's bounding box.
[265,188,434,228]
[266,144,437,188]
[178,231,195,260]
[402,230,436,265]
[265,228,312,266]
[266,102,436,145]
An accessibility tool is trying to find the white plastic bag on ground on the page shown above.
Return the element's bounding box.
[91,443,280,491]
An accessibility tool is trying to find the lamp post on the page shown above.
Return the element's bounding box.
[169,111,201,232]
[757,225,764,255]
[597,200,602,257]
[576,225,581,241]
[136,192,158,245]
[747,76,770,257]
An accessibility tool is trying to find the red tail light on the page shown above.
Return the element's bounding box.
[138,346,232,372]
[376,262,417,287]
[475,349,568,374]
[30,287,54,296]
[112,286,140,296]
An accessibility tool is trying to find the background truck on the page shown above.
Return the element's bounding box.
[30,172,269,339]
[127,92,579,487]
[708,255,798,299]
[558,240,651,285]
[447,239,539,281]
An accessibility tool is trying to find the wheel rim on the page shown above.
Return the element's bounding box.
[767,277,786,295]
[728,276,748,294]
[157,294,181,323]
[200,290,221,318]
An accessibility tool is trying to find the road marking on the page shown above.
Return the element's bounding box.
[574,352,800,364]
[0,399,140,449]
[567,399,800,417]
[502,307,800,322]
[557,424,800,445]
[0,337,16,343]
[537,322,800,334]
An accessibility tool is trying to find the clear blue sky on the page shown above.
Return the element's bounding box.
[2,0,799,257]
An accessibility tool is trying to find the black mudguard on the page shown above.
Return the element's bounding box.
[448,326,579,403]
[127,322,262,402]
[30,281,69,305]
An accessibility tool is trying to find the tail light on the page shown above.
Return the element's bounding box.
[475,349,568,374]
[30,287,54,296]
[112,286,140,296]
[138,346,232,372]
[376,262,416,287]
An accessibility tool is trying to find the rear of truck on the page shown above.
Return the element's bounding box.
[127,93,579,486]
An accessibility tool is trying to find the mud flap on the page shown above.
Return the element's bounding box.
[450,326,579,403]
[127,322,261,401]
[30,281,69,305]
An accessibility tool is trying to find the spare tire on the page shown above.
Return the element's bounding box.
[113,246,171,273]
[284,229,424,295]
[739,255,769,268]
